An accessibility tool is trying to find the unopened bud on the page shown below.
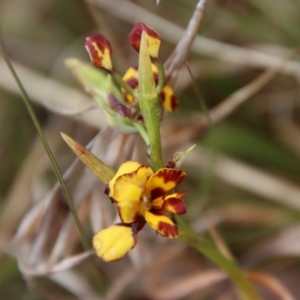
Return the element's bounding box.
[85,34,113,72]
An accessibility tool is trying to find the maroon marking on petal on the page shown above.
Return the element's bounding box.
[108,93,135,118]
[163,197,186,214]
[132,215,146,232]
[150,187,165,201]
[171,94,179,111]
[157,221,178,238]
[125,78,139,89]
[85,34,112,54]
[158,169,186,185]
[150,170,185,199]
[104,185,115,204]
[104,184,110,195]
[154,74,159,86]
[115,222,132,228]
[160,90,166,102]
[84,35,112,70]
[108,196,116,204]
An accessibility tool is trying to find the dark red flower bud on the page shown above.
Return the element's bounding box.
[129,23,161,59]
[85,34,113,72]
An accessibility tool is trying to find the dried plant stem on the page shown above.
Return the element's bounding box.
[164,0,208,85]
[210,48,300,124]
[91,0,300,78]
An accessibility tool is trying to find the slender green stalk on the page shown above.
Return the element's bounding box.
[154,60,165,93]
[177,217,261,300]
[138,31,163,171]
[0,32,88,251]
[112,72,137,100]
[0,30,103,290]
[132,122,150,146]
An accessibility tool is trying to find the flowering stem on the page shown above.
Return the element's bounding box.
[138,31,163,171]
[176,217,261,300]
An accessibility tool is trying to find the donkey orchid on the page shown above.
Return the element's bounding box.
[93,161,186,261]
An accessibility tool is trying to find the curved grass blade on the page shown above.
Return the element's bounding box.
[0,29,103,291]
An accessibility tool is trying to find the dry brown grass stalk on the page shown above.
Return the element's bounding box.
[89,0,300,77]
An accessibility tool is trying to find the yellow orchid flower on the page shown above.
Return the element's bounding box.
[93,161,186,261]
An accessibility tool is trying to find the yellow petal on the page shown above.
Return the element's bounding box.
[113,165,153,223]
[146,168,186,200]
[93,224,137,261]
[122,68,138,104]
[151,63,158,75]
[146,32,161,59]
[160,86,179,112]
[144,211,178,238]
[108,161,141,197]
[123,67,138,82]
[151,196,164,209]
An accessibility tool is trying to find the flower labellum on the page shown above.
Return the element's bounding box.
[129,22,161,60]
[85,34,113,72]
[93,224,138,261]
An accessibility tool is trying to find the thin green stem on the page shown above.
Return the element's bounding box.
[112,73,137,100]
[132,122,150,146]
[138,31,163,171]
[154,60,165,94]
[0,33,88,252]
[176,217,261,300]
[0,30,103,290]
